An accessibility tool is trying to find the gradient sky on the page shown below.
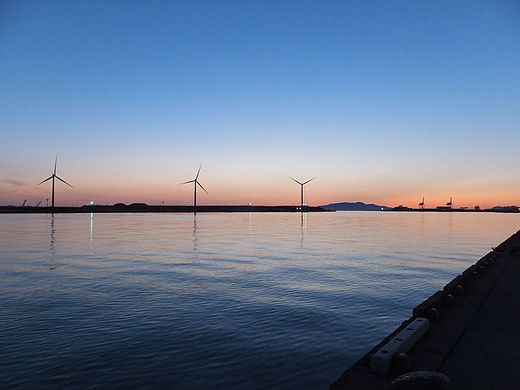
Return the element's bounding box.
[1,0,519,208]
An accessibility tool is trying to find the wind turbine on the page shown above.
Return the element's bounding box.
[38,155,73,208]
[419,197,425,209]
[446,196,453,208]
[290,177,315,211]
[181,164,208,214]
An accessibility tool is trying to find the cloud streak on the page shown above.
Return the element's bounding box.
[3,179,25,187]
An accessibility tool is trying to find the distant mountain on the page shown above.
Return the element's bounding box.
[490,205,519,212]
[321,202,391,211]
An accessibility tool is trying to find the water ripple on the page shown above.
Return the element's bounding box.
[0,212,518,389]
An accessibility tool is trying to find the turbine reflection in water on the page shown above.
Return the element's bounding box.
[300,212,307,247]
[192,215,198,251]
[49,214,55,254]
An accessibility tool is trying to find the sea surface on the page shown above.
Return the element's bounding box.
[1,211,518,389]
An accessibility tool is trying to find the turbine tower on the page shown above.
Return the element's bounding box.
[446,196,453,209]
[38,155,73,208]
[181,164,208,214]
[419,197,425,209]
[290,177,315,211]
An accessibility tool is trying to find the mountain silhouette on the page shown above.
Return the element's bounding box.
[321,202,391,211]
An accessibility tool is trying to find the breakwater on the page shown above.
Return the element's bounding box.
[331,229,520,389]
[0,204,330,214]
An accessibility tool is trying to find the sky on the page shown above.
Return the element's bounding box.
[1,0,519,208]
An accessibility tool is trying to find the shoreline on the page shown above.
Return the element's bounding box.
[389,208,519,213]
[0,205,331,214]
[3,205,518,214]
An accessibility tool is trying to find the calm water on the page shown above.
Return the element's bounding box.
[1,211,518,389]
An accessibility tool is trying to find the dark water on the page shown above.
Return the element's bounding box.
[1,212,518,389]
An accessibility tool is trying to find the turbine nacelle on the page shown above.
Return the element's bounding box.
[38,174,73,187]
[290,177,315,186]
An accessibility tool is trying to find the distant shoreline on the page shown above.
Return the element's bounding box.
[1,205,518,214]
[389,207,519,213]
[0,205,330,214]
[321,202,519,213]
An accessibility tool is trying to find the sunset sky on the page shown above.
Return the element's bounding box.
[1,1,519,208]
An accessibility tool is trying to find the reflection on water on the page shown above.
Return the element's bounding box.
[49,214,55,254]
[192,215,198,251]
[0,212,518,389]
[90,212,94,241]
[300,212,307,247]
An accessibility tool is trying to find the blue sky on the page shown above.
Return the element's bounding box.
[1,0,519,207]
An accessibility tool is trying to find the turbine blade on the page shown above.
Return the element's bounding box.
[303,177,316,185]
[196,181,208,194]
[55,175,73,187]
[54,154,58,175]
[289,177,303,185]
[195,163,202,180]
[38,176,53,185]
[180,180,195,185]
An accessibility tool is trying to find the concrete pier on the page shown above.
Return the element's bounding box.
[331,229,520,390]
